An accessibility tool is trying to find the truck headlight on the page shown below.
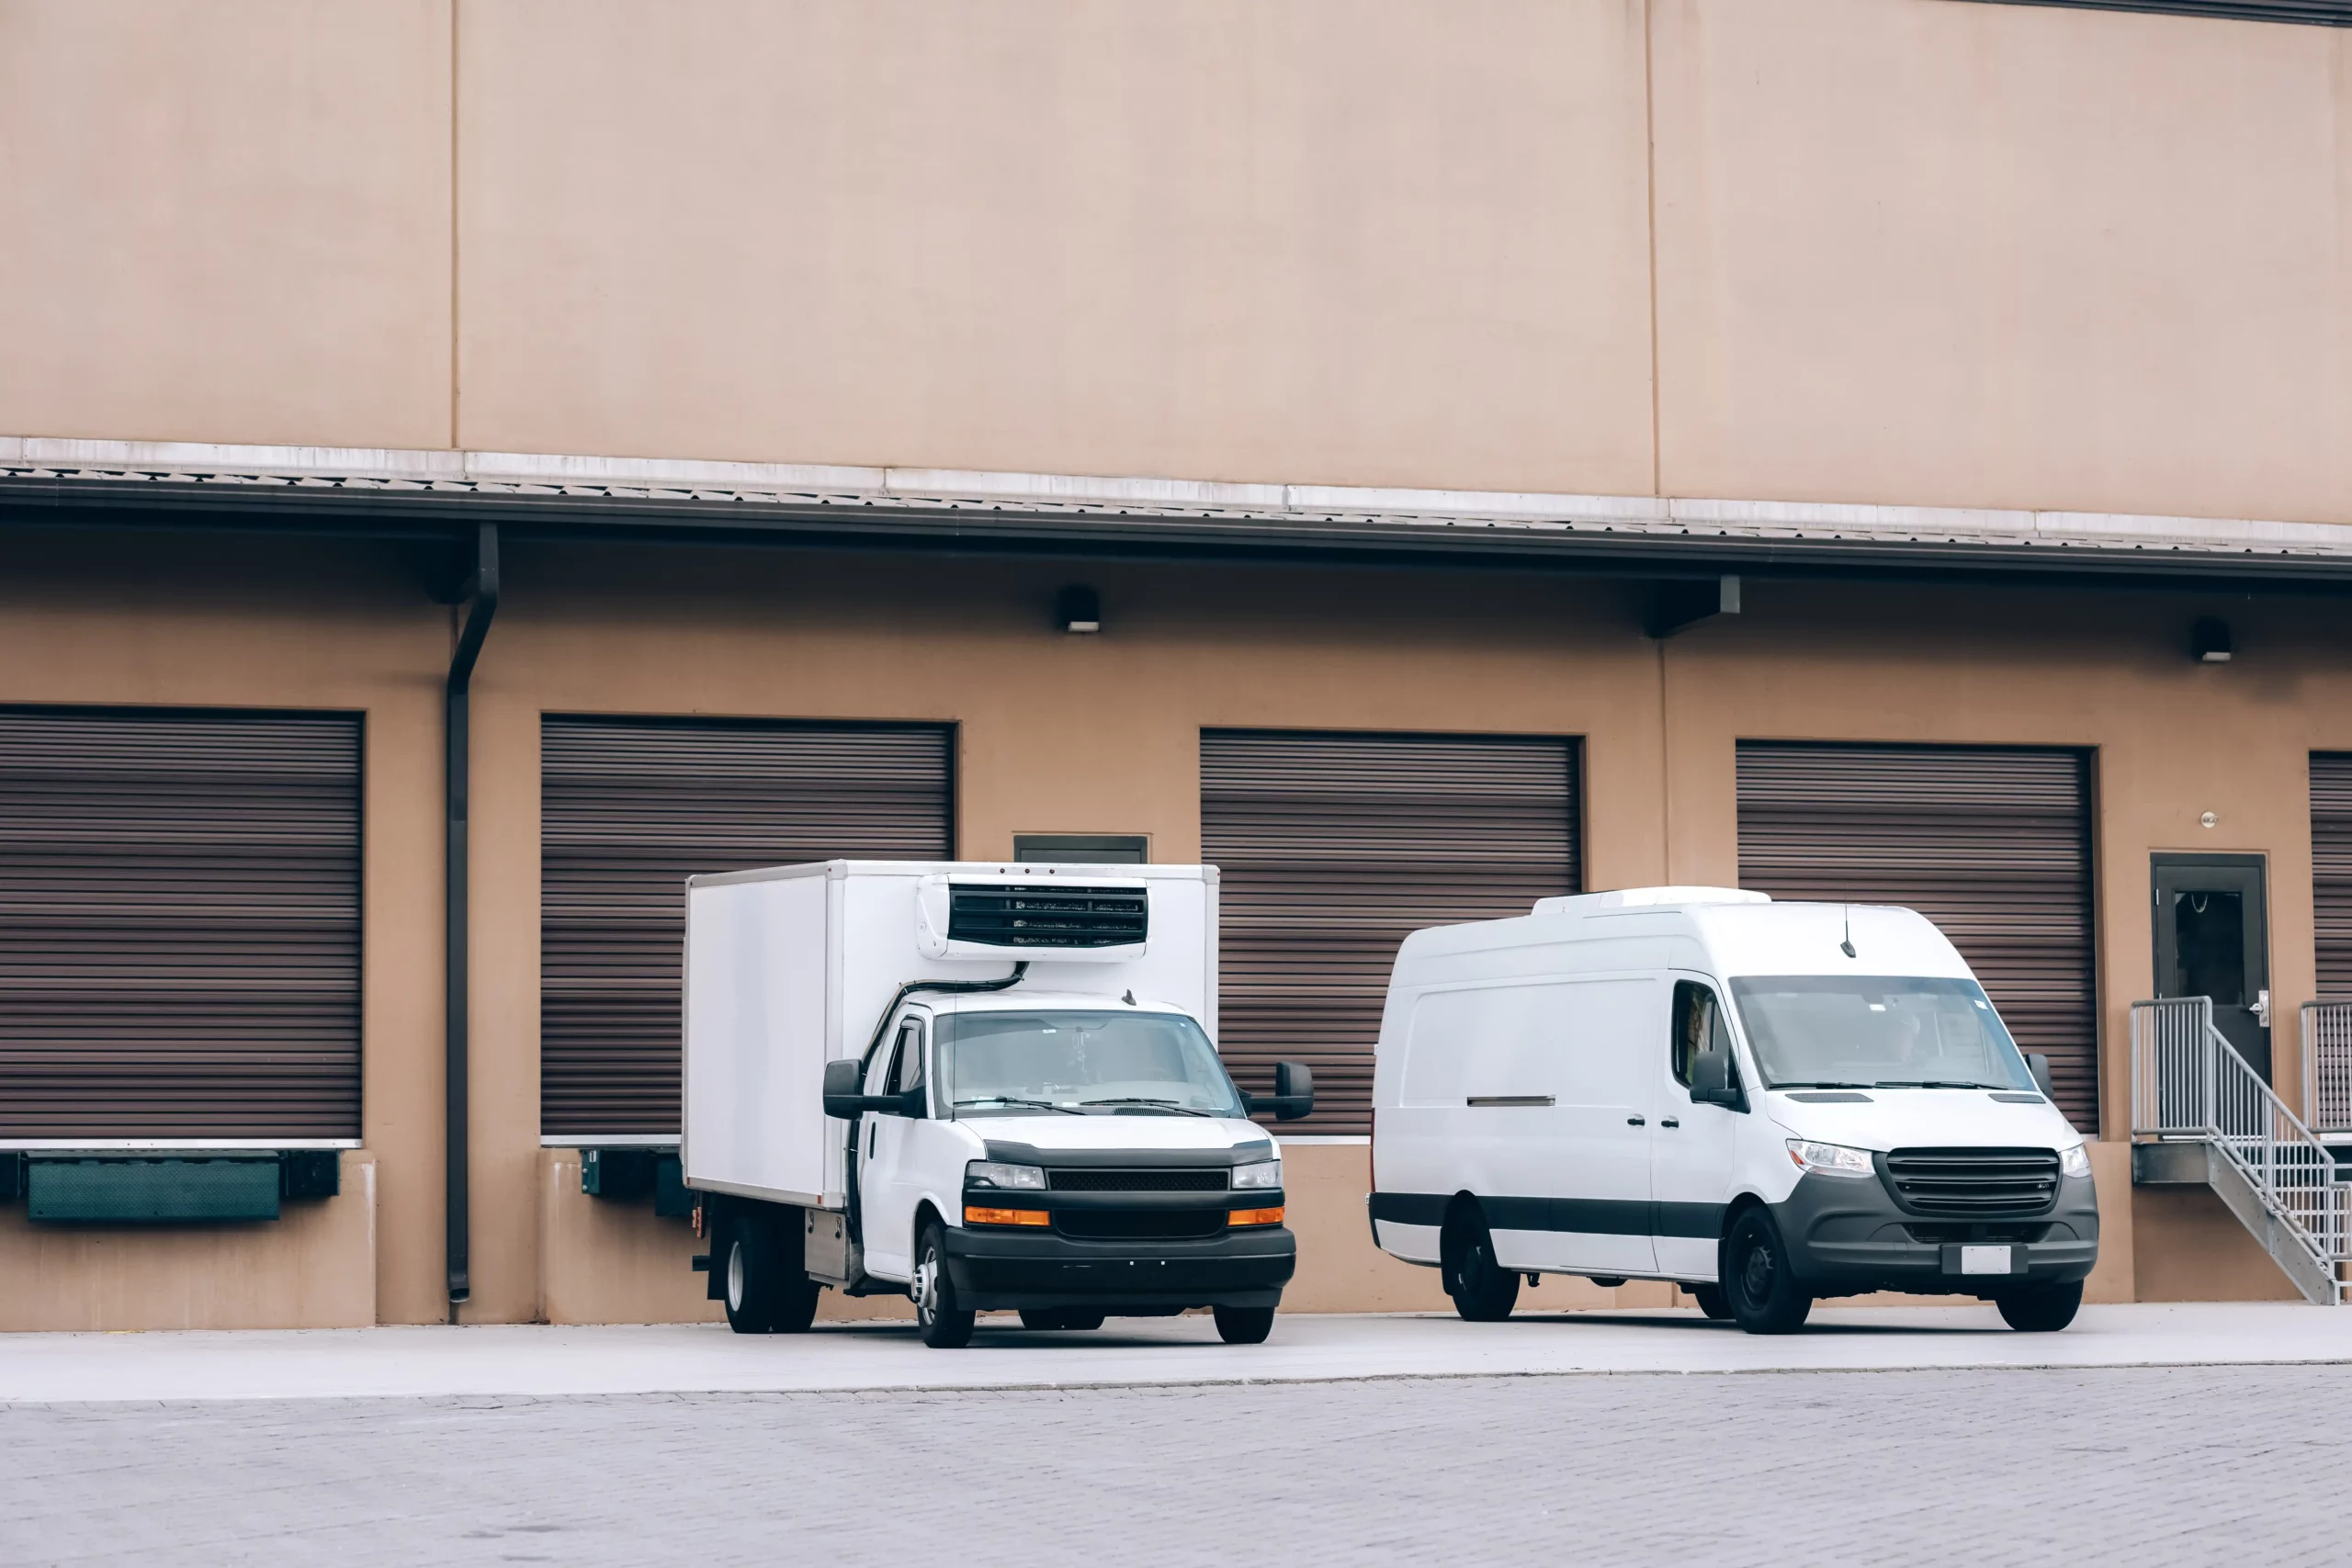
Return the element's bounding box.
[2058,1144,2093,1180]
[966,1160,1046,1190]
[1230,1158,1282,1191]
[1785,1139,1876,1179]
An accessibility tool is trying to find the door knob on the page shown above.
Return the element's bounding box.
[1660,1117,1680,1129]
[1626,1115,1645,1126]
[2253,989,2271,1029]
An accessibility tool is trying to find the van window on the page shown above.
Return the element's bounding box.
[888,1021,926,1096]
[1669,980,1737,1090]
[1402,979,1654,1107]
[1728,976,2036,1091]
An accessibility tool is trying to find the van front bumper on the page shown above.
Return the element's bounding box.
[1772,1170,2099,1298]
[942,1224,1295,1313]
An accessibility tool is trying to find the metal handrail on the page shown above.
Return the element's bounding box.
[2304,1000,2352,1138]
[2132,997,2348,1296]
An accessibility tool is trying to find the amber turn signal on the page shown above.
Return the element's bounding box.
[964,1205,1050,1227]
[1228,1206,1285,1227]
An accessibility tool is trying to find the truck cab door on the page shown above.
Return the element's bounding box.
[859,1012,930,1281]
[1652,976,1743,1280]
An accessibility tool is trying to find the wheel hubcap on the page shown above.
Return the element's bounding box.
[1740,1238,1774,1303]
[726,1242,744,1313]
[914,1248,938,1325]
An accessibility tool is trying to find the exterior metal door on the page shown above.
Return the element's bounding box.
[0,706,362,1141]
[540,716,954,1138]
[1200,729,1581,1134]
[1736,742,2098,1131]
[859,1014,929,1280]
[1652,976,1740,1280]
[2153,854,2271,1082]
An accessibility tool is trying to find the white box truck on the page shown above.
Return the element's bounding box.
[1368,887,2098,1335]
[683,860,1313,1347]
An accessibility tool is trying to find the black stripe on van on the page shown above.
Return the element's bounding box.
[1372,1191,1725,1240]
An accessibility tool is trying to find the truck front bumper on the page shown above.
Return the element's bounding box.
[942,1224,1296,1313]
[1774,1170,2099,1298]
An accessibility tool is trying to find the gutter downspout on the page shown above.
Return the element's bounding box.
[446,523,500,1314]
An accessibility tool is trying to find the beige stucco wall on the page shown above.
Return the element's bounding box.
[0,0,454,449]
[7,1,2346,519]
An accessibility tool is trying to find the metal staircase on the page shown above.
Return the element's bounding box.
[2131,997,2351,1306]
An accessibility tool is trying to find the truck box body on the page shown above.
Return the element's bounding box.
[683,861,1217,1209]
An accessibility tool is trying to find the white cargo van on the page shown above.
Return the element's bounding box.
[1368,887,2098,1334]
[682,861,1312,1348]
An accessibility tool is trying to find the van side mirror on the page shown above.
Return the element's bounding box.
[1246,1061,1315,1122]
[821,1058,922,1119]
[1690,1050,1746,1111]
[2026,1053,2056,1101]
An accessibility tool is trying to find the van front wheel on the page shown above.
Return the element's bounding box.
[1722,1208,1812,1335]
[1442,1215,1521,1323]
[913,1224,977,1348]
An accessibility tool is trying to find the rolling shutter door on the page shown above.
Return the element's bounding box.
[1201,731,1582,1135]
[0,707,362,1139]
[2314,754,2352,997]
[540,717,954,1137]
[1736,743,2098,1128]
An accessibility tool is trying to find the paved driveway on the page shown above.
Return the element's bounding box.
[6,1362,2347,1567]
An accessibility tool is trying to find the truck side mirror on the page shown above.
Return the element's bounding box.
[2026,1053,2056,1101]
[1246,1061,1315,1122]
[821,1058,867,1119]
[1690,1050,1745,1111]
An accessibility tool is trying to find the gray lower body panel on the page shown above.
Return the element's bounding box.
[1771,1171,2099,1298]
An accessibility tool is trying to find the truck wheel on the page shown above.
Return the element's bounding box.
[1722,1208,1812,1335]
[1442,1214,1520,1323]
[1213,1305,1276,1344]
[1996,1280,2083,1333]
[720,1215,805,1335]
[914,1223,976,1348]
[1689,1283,1733,1321]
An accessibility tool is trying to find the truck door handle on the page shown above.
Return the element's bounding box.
[1660,1117,1679,1129]
[1626,1115,1645,1126]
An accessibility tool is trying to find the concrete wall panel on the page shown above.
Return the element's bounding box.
[0,1,454,448]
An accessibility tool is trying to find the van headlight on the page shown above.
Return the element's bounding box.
[1230,1158,1282,1191]
[1785,1139,1876,1179]
[2058,1144,2093,1180]
[965,1160,1046,1190]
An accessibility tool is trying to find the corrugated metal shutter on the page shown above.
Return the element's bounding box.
[0,707,362,1140]
[1201,731,1582,1135]
[540,716,954,1137]
[1736,743,2098,1128]
[2314,754,2352,997]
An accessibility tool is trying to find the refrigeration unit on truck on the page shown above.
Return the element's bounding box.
[1368,887,2099,1335]
[682,860,1314,1348]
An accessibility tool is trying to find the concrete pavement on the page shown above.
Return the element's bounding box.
[2,1302,2346,1404]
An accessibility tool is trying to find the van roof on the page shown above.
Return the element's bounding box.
[1530,886,1768,916]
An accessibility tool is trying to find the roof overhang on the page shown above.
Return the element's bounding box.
[6,435,2352,592]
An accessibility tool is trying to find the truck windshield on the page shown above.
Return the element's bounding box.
[936,1010,1248,1118]
[1727,976,2038,1092]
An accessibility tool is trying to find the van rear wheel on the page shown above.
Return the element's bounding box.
[1689,1283,1733,1321]
[1996,1280,2082,1333]
[1213,1305,1276,1344]
[1722,1208,1812,1335]
[1442,1215,1521,1323]
[720,1214,820,1335]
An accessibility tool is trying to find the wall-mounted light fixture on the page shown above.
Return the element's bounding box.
[1056,585,1102,634]
[2190,616,2232,663]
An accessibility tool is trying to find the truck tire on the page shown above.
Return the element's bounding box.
[914,1222,977,1348]
[1689,1283,1733,1321]
[1442,1213,1520,1323]
[1996,1280,2083,1333]
[1213,1304,1276,1344]
[720,1213,820,1335]
[1722,1207,1812,1335]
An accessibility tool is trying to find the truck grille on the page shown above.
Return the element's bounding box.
[1883,1148,2061,1217]
[1047,1168,1227,1192]
[1054,1209,1227,1240]
[946,885,1148,949]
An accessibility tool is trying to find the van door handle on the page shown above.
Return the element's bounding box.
[1660,1117,1679,1129]
[1626,1115,1645,1126]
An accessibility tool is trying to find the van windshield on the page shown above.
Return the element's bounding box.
[935,1010,1248,1118]
[1727,976,2038,1091]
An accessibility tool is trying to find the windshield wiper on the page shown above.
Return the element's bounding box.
[1871,1080,2004,1090]
[952,1096,1081,1114]
[1078,1097,1214,1117]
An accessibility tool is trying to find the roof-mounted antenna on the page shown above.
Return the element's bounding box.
[1839,906,1857,959]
